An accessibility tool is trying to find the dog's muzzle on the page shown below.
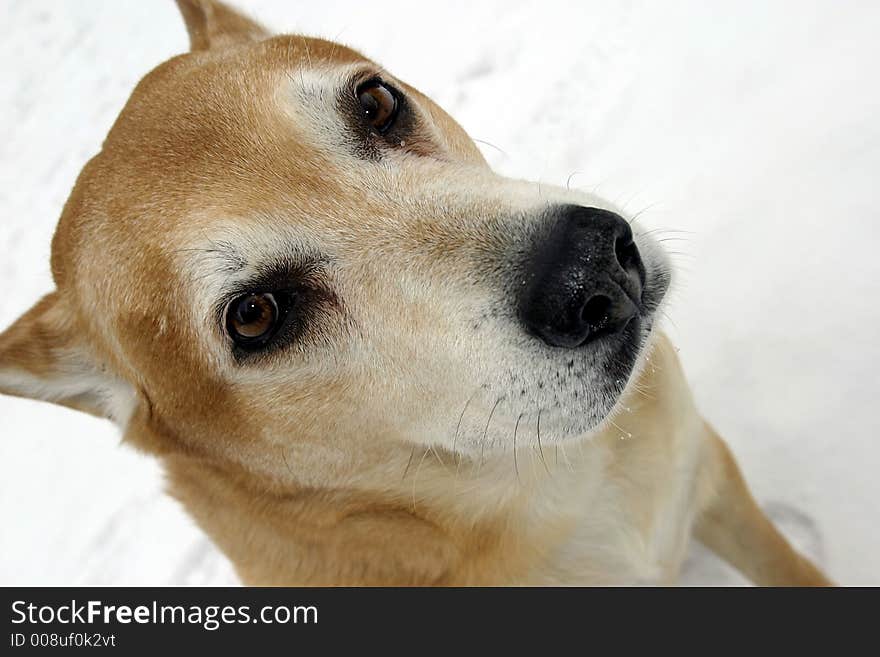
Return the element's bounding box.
[518,205,646,349]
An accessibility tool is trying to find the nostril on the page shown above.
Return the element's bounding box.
[581,295,611,328]
[518,205,646,349]
[614,235,638,272]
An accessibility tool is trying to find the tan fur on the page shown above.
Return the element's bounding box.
[0,1,830,586]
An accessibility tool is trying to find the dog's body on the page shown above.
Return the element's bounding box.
[0,0,829,585]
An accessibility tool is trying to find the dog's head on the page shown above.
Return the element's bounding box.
[0,1,669,480]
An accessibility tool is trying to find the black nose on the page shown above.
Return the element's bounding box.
[518,206,645,349]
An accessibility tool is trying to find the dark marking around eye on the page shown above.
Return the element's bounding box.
[215,257,339,362]
[339,73,419,159]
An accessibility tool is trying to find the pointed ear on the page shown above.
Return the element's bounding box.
[0,293,135,422]
[175,0,270,51]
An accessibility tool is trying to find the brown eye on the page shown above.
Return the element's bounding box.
[226,292,278,347]
[356,80,399,133]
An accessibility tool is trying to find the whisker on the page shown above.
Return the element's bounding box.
[411,447,432,511]
[478,396,503,474]
[429,444,448,470]
[280,445,295,477]
[560,443,575,473]
[636,227,695,238]
[660,308,680,332]
[536,410,550,474]
[303,38,313,69]
[472,138,507,157]
[629,383,656,401]
[401,446,416,480]
[483,397,503,444]
[608,417,633,440]
[629,201,661,222]
[512,413,523,484]
[452,389,479,466]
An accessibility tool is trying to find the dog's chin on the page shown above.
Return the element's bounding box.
[603,315,651,397]
[438,305,661,457]
[557,313,654,441]
[580,263,669,433]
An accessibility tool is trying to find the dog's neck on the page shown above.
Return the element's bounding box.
[158,427,612,585]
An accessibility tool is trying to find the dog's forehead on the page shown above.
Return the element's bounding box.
[55,36,368,270]
[51,31,486,331]
[75,32,474,235]
[103,34,370,192]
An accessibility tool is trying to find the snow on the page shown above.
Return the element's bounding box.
[1,0,878,585]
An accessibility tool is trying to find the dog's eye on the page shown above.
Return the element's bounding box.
[226,292,280,348]
[356,79,399,133]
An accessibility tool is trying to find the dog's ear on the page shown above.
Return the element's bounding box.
[0,292,134,422]
[175,0,270,51]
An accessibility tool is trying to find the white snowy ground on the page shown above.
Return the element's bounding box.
[1,0,878,586]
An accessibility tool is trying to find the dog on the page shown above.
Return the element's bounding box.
[0,0,830,586]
